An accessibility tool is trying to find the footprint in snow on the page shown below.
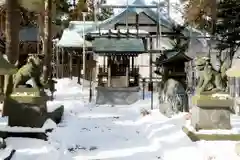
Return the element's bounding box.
[68,145,87,153]
[82,128,91,131]
[89,146,98,151]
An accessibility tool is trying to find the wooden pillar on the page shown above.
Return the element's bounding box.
[149,38,153,110]
[0,75,3,94]
[132,56,136,85]
[43,0,53,82]
[0,14,3,31]
[95,56,99,82]
[103,55,106,72]
[69,52,73,79]
[77,54,81,84]
[126,56,129,87]
[61,48,64,78]
[149,38,153,91]
[135,14,139,36]
[107,56,111,87]
[56,46,59,78]
[131,56,134,72]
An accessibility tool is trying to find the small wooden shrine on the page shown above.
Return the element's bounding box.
[154,52,192,89]
[86,29,148,105]
[94,40,142,88]
[55,40,96,81]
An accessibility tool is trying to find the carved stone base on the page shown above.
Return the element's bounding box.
[2,88,48,128]
[3,97,47,128]
[191,94,233,130]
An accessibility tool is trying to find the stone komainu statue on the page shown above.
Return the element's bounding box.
[195,57,227,94]
[13,55,44,89]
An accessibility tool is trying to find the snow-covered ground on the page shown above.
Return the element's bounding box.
[1,78,240,160]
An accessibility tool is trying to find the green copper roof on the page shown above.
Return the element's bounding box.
[92,38,146,54]
[0,54,17,75]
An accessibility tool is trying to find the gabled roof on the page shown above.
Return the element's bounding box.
[92,38,146,54]
[101,0,173,29]
[58,0,204,50]
[153,51,192,66]
[57,29,92,48]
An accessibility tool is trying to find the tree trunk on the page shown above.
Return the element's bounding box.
[43,0,53,82]
[4,0,20,96]
[38,2,45,55]
[2,0,20,117]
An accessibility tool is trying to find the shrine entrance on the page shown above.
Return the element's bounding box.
[86,29,148,105]
[98,54,139,88]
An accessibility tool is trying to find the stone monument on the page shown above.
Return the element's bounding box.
[2,55,48,127]
[191,57,233,130]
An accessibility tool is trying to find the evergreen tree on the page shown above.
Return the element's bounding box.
[95,0,113,21]
[184,0,217,31]
[69,0,113,21]
[184,0,240,66]
[215,0,240,63]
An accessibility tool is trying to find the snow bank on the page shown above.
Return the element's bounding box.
[5,138,72,160]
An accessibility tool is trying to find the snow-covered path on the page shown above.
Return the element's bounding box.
[46,78,205,160]
[2,78,240,160]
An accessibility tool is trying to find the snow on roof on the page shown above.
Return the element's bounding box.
[57,29,92,48]
[106,0,183,25]
[105,0,208,50]
[59,0,207,52]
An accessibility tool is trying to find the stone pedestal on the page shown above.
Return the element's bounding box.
[191,93,233,130]
[3,88,49,128]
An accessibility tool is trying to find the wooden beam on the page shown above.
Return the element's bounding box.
[99,4,158,9]
[116,23,157,26]
[135,14,139,36]
[142,12,158,24]
[86,34,149,39]
[94,52,144,56]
